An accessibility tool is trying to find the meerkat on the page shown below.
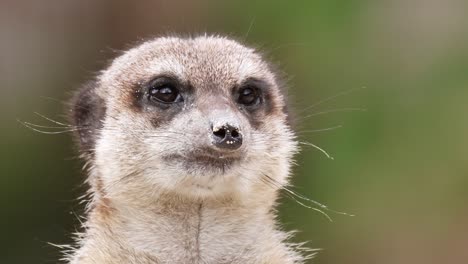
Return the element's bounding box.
[67,35,307,264]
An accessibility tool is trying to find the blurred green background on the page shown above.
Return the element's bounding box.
[1,0,468,263]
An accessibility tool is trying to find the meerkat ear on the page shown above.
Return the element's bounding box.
[70,80,106,154]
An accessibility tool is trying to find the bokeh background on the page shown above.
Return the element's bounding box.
[1,0,468,263]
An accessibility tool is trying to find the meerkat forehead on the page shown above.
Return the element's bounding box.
[98,36,277,100]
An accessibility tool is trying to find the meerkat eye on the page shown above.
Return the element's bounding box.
[148,84,182,104]
[237,86,261,106]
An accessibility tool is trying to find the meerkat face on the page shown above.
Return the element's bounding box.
[72,36,297,199]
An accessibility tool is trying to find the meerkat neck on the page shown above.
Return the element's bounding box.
[75,191,285,263]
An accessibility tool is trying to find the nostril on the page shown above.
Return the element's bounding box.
[213,127,226,139]
[231,129,239,138]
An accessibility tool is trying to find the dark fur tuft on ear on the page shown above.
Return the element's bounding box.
[69,80,106,155]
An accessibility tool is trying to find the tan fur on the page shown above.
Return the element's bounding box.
[68,35,306,264]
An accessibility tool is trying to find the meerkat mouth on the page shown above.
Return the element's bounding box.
[164,150,243,172]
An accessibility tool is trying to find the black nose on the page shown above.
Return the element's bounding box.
[212,124,243,150]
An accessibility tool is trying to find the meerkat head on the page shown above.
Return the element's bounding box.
[71,36,297,201]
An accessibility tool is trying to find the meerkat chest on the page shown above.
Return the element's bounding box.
[116,205,275,263]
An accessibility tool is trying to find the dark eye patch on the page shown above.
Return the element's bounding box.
[238,86,260,106]
[146,75,184,104]
[233,77,276,128]
[235,77,272,111]
[128,74,193,128]
[148,82,182,104]
[130,74,191,111]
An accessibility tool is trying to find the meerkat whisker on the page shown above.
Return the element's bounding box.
[262,173,354,217]
[296,86,367,115]
[21,121,81,130]
[18,120,82,134]
[33,112,75,127]
[297,107,367,121]
[259,173,333,221]
[295,125,343,134]
[299,141,334,160]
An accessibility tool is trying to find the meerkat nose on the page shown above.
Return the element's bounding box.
[211,123,243,150]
